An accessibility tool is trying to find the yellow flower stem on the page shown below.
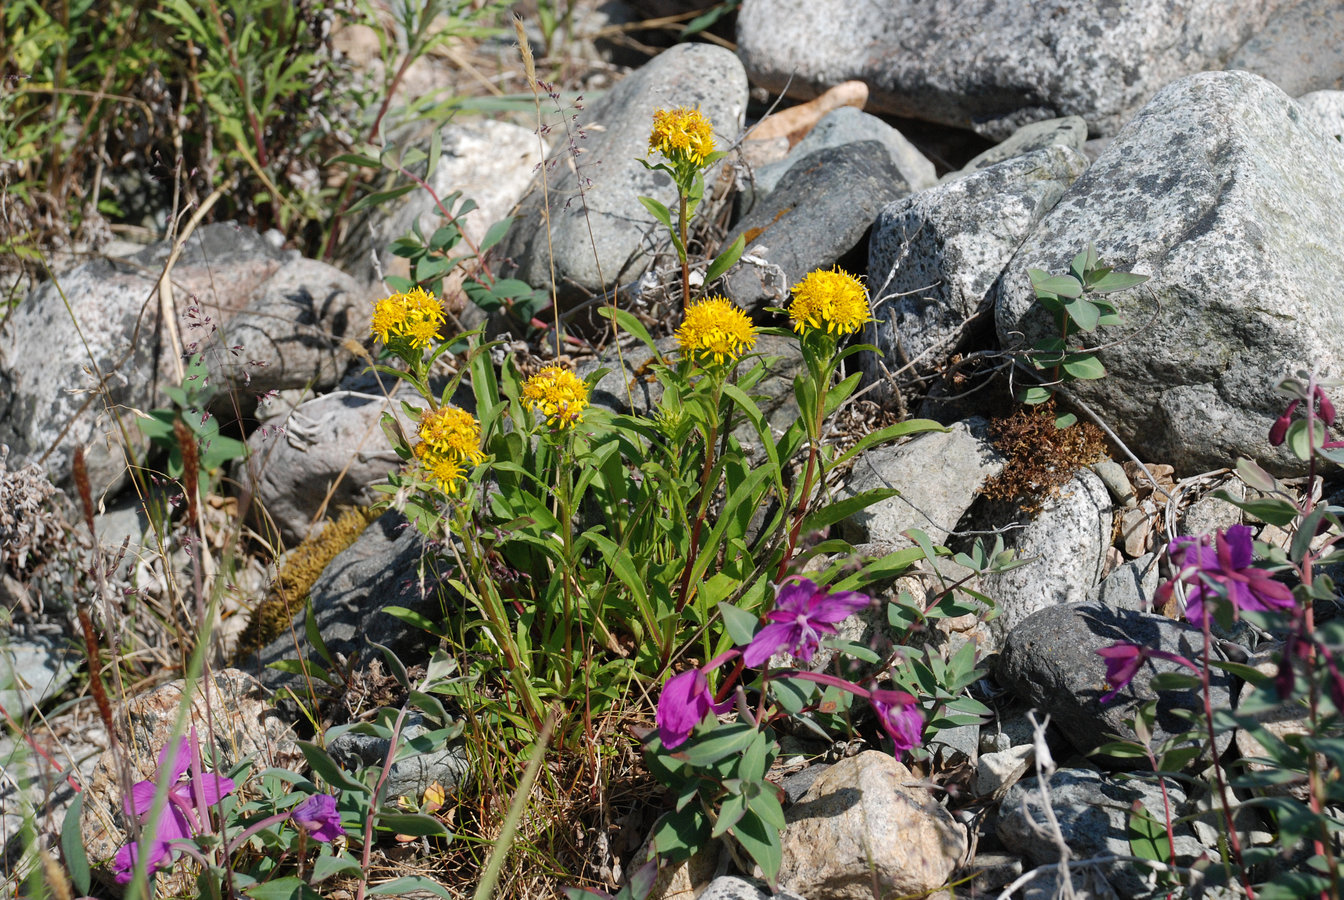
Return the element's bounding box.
[670,373,726,657]
[777,353,832,580]
[679,190,691,312]
[451,503,545,732]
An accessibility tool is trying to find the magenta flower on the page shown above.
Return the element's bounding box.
[869,690,923,754]
[1097,641,1200,704]
[111,734,236,884]
[1155,525,1294,627]
[742,579,871,668]
[290,794,345,843]
[656,669,730,750]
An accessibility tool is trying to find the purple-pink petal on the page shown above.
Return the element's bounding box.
[657,669,713,750]
[870,690,923,754]
[291,794,345,843]
[742,621,797,668]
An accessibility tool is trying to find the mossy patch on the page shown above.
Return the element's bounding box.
[236,506,381,657]
[981,401,1109,512]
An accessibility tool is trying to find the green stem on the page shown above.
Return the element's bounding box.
[679,190,690,311]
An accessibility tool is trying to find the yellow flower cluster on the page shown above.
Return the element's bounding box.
[371,287,445,349]
[676,296,757,366]
[522,366,589,430]
[414,405,485,491]
[648,106,716,169]
[788,267,872,336]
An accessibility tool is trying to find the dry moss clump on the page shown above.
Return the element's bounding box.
[981,401,1109,511]
[236,506,381,656]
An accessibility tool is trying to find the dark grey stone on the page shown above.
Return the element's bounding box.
[996,71,1344,477]
[328,713,470,801]
[721,142,910,312]
[252,511,451,697]
[1092,553,1161,613]
[997,602,1233,767]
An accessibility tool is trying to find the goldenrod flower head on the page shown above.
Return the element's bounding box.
[417,406,486,466]
[414,444,466,493]
[676,296,757,366]
[522,366,589,430]
[788,267,872,336]
[649,106,716,170]
[371,286,445,349]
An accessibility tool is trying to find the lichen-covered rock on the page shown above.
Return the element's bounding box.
[736,0,1296,139]
[995,71,1344,476]
[1226,0,1344,97]
[977,469,1112,646]
[944,116,1089,181]
[721,142,909,311]
[498,43,747,309]
[778,750,965,899]
[864,145,1087,377]
[1298,89,1344,145]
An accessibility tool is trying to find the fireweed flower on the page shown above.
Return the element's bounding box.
[656,669,730,750]
[290,794,345,843]
[1096,642,1200,703]
[371,286,445,349]
[112,735,236,884]
[742,579,871,668]
[417,406,486,466]
[676,296,757,366]
[1154,524,1295,627]
[788,267,872,336]
[648,106,716,170]
[522,365,589,429]
[869,689,924,754]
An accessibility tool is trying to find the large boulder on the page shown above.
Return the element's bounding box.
[497,43,747,309]
[736,0,1297,140]
[996,71,1344,476]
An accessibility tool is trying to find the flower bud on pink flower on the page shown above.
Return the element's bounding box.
[290,794,345,843]
[1269,400,1298,446]
[1316,386,1336,426]
[869,690,923,754]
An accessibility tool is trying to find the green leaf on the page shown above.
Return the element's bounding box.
[1029,271,1083,299]
[1061,354,1106,380]
[711,791,747,838]
[61,792,90,895]
[478,216,513,254]
[678,722,759,766]
[1148,672,1201,692]
[1235,457,1280,493]
[650,806,711,863]
[1054,412,1078,428]
[244,876,316,900]
[637,195,675,232]
[801,488,899,534]
[346,183,417,215]
[704,233,746,285]
[1089,271,1149,293]
[1128,802,1172,863]
[377,812,451,837]
[599,307,660,356]
[297,741,371,796]
[381,605,438,633]
[1020,385,1053,405]
[829,419,947,470]
[718,601,760,647]
[1063,297,1101,332]
[732,809,783,886]
[1212,491,1299,527]
[310,853,363,884]
[372,641,410,692]
[368,875,455,899]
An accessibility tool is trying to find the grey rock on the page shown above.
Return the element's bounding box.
[241,387,412,545]
[736,0,1295,139]
[696,876,771,900]
[959,852,1023,895]
[997,602,1233,766]
[1297,90,1344,146]
[998,767,1200,896]
[779,751,966,900]
[863,146,1087,376]
[838,418,1003,547]
[0,627,78,718]
[253,511,451,696]
[1181,480,1245,539]
[996,71,1344,477]
[198,255,363,412]
[780,763,830,805]
[722,142,910,312]
[1093,553,1161,612]
[979,469,1112,646]
[342,119,542,287]
[498,43,747,308]
[745,106,936,206]
[975,745,1034,798]
[328,713,470,801]
[1227,0,1344,96]
[945,116,1089,181]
